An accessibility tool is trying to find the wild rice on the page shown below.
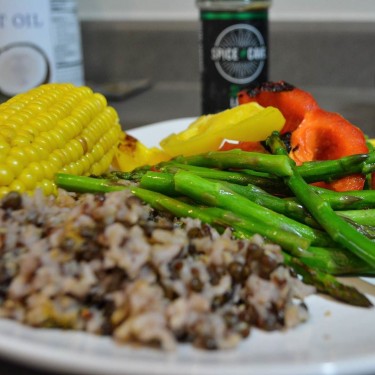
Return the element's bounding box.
[0,189,315,350]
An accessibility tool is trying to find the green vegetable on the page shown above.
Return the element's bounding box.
[312,187,375,210]
[283,253,373,307]
[174,150,294,177]
[266,132,375,268]
[55,139,375,308]
[173,171,333,248]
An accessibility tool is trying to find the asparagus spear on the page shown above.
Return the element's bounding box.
[59,169,375,242]
[296,153,372,182]
[266,132,375,268]
[221,182,375,238]
[140,171,178,197]
[160,158,375,210]
[139,170,291,211]
[338,209,375,226]
[365,140,375,189]
[57,173,313,255]
[105,165,151,182]
[283,253,373,308]
[158,162,289,194]
[299,246,374,276]
[55,173,126,194]
[312,187,375,210]
[218,180,319,228]
[173,171,335,247]
[172,149,375,183]
[105,149,375,197]
[132,187,311,257]
[174,150,294,177]
[55,173,373,306]
[140,172,375,239]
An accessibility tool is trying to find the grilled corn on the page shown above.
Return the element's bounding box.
[0,83,122,198]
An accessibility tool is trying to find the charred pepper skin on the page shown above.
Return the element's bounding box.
[237,81,370,191]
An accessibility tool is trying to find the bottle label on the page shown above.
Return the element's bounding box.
[0,0,84,97]
[199,10,268,114]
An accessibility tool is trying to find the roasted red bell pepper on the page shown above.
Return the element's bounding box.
[238,81,319,134]
[289,109,368,191]
[236,81,369,192]
[220,140,267,153]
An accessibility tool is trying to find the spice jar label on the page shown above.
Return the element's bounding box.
[198,8,269,114]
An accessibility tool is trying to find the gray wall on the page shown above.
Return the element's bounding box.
[81,21,375,88]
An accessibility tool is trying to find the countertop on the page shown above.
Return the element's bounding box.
[0,83,374,375]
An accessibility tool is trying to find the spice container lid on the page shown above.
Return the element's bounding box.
[196,0,271,11]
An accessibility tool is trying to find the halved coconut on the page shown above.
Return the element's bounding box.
[0,43,49,96]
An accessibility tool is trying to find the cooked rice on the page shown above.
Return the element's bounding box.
[0,189,315,350]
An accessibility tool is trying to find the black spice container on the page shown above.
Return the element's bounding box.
[196,0,271,114]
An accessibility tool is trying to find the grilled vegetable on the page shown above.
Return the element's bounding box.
[289,109,368,191]
[238,81,318,134]
[159,102,285,157]
[266,132,375,268]
[237,81,370,192]
[112,133,170,172]
[0,83,122,198]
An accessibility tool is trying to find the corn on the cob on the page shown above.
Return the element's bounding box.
[0,83,123,198]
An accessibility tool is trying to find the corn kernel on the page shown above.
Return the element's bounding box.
[18,169,38,190]
[5,156,24,176]
[8,147,29,166]
[24,146,42,162]
[48,153,64,170]
[37,179,56,196]
[8,179,26,193]
[0,138,10,156]
[40,160,56,180]
[0,164,15,186]
[0,83,122,197]
[0,187,10,199]
[12,135,33,147]
[28,162,45,181]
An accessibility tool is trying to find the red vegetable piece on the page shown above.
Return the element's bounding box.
[290,109,369,191]
[238,81,318,134]
[219,140,267,153]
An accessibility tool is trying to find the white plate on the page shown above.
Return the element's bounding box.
[128,117,197,147]
[1,118,375,375]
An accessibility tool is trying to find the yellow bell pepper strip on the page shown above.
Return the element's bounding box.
[112,133,170,172]
[159,103,285,157]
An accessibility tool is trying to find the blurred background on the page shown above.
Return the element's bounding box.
[77,0,375,21]
[75,0,375,135]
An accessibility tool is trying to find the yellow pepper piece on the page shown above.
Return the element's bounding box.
[112,133,170,172]
[369,139,375,147]
[160,103,285,157]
